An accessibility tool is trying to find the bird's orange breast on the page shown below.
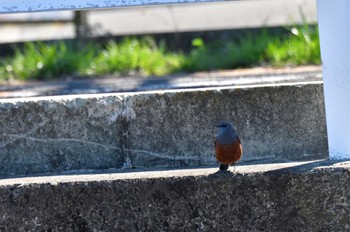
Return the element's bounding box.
[215,138,243,165]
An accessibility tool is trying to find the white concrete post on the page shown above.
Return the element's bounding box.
[317,0,350,159]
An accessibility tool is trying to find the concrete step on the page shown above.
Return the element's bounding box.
[0,65,322,98]
[0,160,349,231]
[0,81,327,177]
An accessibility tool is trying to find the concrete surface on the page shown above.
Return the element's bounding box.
[0,160,349,231]
[0,65,322,98]
[0,82,327,177]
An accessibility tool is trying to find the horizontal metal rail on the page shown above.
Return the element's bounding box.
[0,0,219,14]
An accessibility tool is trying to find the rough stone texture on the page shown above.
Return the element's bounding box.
[0,83,328,177]
[0,96,126,176]
[0,160,349,231]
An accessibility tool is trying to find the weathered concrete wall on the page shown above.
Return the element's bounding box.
[0,160,349,231]
[0,83,327,177]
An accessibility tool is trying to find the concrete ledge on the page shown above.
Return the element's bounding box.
[0,82,327,177]
[0,160,349,231]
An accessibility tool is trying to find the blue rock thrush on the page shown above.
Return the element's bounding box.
[214,122,243,171]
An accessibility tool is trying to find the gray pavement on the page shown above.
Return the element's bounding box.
[0,66,322,98]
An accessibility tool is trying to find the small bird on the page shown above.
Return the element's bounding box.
[214,122,243,171]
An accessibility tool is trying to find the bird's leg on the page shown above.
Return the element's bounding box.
[220,164,229,171]
[229,163,236,172]
[219,164,225,171]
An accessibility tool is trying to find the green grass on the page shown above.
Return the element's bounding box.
[265,25,321,66]
[86,38,183,76]
[182,31,272,71]
[0,25,320,81]
[1,42,95,80]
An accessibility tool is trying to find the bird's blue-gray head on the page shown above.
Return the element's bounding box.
[215,122,238,145]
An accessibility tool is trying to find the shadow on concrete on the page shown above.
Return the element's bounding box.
[0,75,173,98]
[208,170,235,178]
[136,77,171,91]
[0,66,323,99]
[263,159,350,176]
[2,159,349,181]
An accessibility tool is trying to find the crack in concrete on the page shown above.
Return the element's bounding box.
[1,134,120,151]
[0,95,202,169]
[125,148,200,161]
[0,133,201,161]
[0,119,48,149]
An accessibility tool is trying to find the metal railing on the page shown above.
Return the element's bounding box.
[0,0,214,13]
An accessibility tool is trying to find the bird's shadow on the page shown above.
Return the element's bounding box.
[207,159,350,178]
[208,170,236,177]
[262,159,350,176]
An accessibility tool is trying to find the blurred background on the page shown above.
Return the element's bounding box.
[0,0,320,97]
[0,0,316,43]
